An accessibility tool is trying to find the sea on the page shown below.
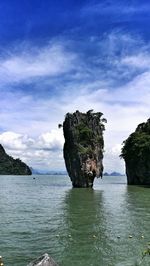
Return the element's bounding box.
[0,175,149,266]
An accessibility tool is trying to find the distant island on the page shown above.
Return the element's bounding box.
[103,172,124,176]
[0,144,32,175]
[31,169,67,175]
[31,170,123,176]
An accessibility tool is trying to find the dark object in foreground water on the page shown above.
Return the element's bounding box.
[62,110,106,188]
[27,253,58,266]
[121,118,150,185]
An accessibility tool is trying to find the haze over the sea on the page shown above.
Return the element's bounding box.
[0,0,149,173]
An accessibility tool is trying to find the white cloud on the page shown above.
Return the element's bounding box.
[0,43,76,84]
[0,132,30,150]
[0,33,150,173]
[121,54,150,69]
[38,130,64,151]
[0,130,64,170]
[81,3,150,16]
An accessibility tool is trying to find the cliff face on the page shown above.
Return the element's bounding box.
[121,118,150,185]
[0,144,32,175]
[63,110,106,187]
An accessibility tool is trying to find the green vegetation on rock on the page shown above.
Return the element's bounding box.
[120,118,150,185]
[0,144,32,175]
[62,110,107,187]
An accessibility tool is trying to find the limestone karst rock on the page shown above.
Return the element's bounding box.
[0,144,32,175]
[62,110,106,187]
[121,118,150,185]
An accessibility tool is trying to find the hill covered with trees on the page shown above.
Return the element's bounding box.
[0,144,32,175]
[121,118,150,185]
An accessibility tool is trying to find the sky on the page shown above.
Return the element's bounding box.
[0,0,150,173]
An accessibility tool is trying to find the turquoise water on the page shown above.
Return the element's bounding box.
[0,175,149,266]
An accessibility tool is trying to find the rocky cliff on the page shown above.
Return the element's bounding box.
[63,110,106,187]
[0,144,32,175]
[121,118,150,185]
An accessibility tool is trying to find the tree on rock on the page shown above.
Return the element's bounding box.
[62,110,107,188]
[120,118,150,185]
[0,144,32,175]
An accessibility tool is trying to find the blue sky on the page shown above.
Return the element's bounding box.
[0,0,150,172]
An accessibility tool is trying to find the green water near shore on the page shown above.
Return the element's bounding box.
[0,175,149,266]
